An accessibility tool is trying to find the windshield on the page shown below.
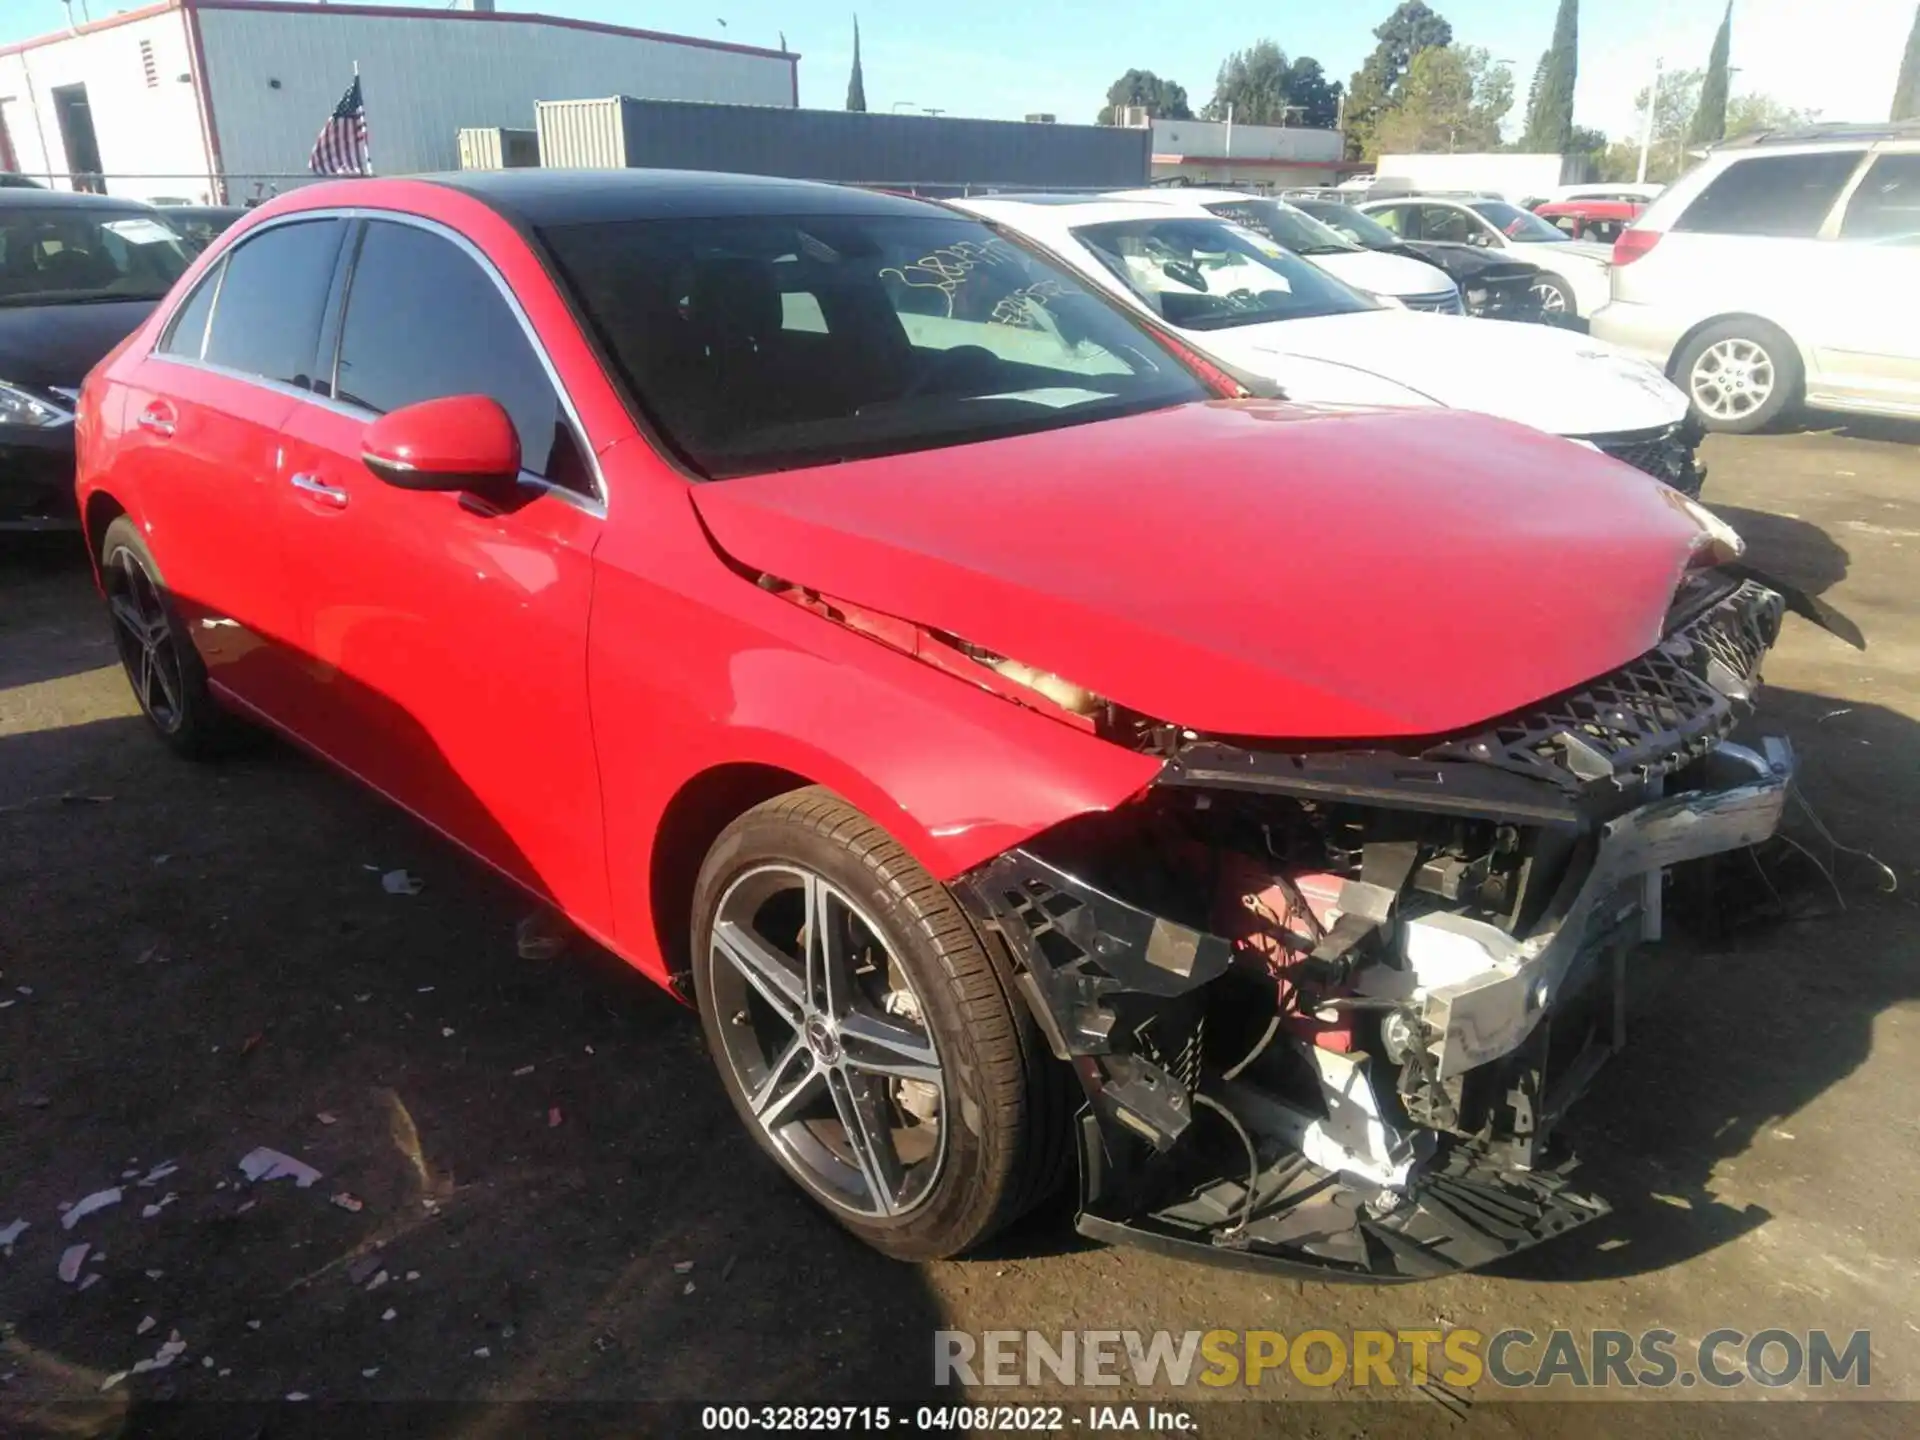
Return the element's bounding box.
[1468,201,1570,243]
[1290,200,1401,250]
[539,212,1207,479]
[0,209,193,304]
[1070,216,1378,331]
[1202,199,1360,256]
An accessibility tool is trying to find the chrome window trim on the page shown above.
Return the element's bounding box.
[145,205,608,518]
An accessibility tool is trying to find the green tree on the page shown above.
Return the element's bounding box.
[1096,69,1193,124]
[845,16,867,112]
[1894,3,1920,121]
[1520,0,1579,153]
[1688,2,1733,145]
[1367,46,1513,157]
[1726,91,1810,137]
[1601,67,1701,182]
[1206,40,1293,123]
[1285,57,1344,129]
[1345,2,1455,156]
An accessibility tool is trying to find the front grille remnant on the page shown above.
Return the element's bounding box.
[1588,422,1702,496]
[1425,579,1784,791]
[1403,288,1465,314]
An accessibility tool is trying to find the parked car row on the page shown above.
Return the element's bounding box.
[959,191,1703,494]
[69,168,1829,1279]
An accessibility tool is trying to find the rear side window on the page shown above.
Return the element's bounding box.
[1840,153,1920,240]
[1674,152,1865,238]
[157,260,221,359]
[334,221,583,488]
[203,219,344,386]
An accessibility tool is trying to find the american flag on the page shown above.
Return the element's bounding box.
[308,74,372,177]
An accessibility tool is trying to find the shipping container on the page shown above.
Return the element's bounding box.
[458,126,539,170]
[534,97,1150,191]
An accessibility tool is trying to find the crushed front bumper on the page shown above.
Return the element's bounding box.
[954,728,1794,1280]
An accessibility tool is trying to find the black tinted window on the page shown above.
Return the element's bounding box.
[1840,153,1920,240]
[541,213,1205,479]
[203,219,342,386]
[157,260,220,358]
[335,221,578,486]
[1675,152,1865,238]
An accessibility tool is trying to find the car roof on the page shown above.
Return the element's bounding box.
[1103,186,1257,205]
[955,195,1212,229]
[430,168,946,228]
[0,189,163,215]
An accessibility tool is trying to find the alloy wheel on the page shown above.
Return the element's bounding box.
[1689,337,1775,423]
[105,544,187,735]
[1530,278,1568,313]
[708,864,947,1218]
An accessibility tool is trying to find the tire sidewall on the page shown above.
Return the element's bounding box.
[98,515,223,755]
[690,801,1013,1258]
[1678,322,1799,434]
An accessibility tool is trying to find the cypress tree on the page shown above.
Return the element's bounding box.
[1521,0,1578,152]
[846,17,868,112]
[1689,2,1733,145]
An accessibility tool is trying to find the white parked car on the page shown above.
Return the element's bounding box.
[1357,194,1615,319]
[1102,188,1464,313]
[1591,126,1920,432]
[952,195,1703,491]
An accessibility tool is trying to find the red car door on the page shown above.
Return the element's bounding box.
[115,217,347,719]
[271,217,610,928]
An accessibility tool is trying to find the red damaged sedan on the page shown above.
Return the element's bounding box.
[76,171,1816,1280]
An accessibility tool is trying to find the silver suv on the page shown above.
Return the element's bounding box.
[1591,124,1920,433]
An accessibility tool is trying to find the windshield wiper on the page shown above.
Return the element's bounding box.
[0,291,163,307]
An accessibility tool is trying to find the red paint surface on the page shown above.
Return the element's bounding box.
[75,178,1706,991]
[693,403,1704,740]
[361,394,520,480]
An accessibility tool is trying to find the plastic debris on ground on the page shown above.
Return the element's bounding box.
[473,1347,490,1359]
[683,1280,696,1295]
[141,1193,179,1218]
[516,911,571,961]
[367,1269,389,1291]
[136,1162,178,1187]
[405,1271,420,1282]
[238,1147,321,1188]
[330,1192,364,1213]
[61,1188,123,1230]
[0,1218,27,1252]
[316,1112,338,1126]
[247,1320,261,1330]
[104,1332,189,1388]
[58,1245,89,1283]
[673,1261,694,1274]
[512,1065,535,1077]
[362,1368,379,1378]
[381,870,424,896]
[381,1308,397,1322]
[548,1107,562,1128]
[136,1317,155,1336]
[78,1274,101,1291]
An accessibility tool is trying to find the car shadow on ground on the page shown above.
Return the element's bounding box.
[1708,505,1851,598]
[1797,413,1920,447]
[0,535,119,691]
[2,582,954,1434]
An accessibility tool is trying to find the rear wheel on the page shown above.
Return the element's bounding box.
[690,787,1068,1260]
[1530,273,1576,316]
[99,516,241,759]
[1675,320,1801,434]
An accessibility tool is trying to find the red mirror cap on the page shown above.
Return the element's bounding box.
[361,394,521,491]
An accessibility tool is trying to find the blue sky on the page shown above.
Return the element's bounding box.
[7,1,1912,138]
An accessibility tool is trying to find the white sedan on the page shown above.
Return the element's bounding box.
[1103,188,1464,313]
[1356,194,1615,319]
[951,195,1702,492]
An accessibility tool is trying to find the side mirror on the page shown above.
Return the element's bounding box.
[361,394,521,497]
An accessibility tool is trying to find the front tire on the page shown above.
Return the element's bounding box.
[1674,319,1801,434]
[690,787,1068,1260]
[98,515,240,759]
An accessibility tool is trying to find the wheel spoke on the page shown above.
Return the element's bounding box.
[147,640,183,720]
[712,918,806,1031]
[749,1036,820,1129]
[803,872,851,1019]
[108,592,151,646]
[826,1066,905,1217]
[840,1011,942,1085]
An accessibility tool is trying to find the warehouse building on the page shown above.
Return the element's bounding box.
[0,0,797,204]
[1145,118,1348,191]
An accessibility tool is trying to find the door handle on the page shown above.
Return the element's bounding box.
[137,405,175,438]
[289,472,350,508]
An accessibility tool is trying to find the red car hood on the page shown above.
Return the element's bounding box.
[690,402,1709,740]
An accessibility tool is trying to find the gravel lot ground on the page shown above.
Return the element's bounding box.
[3,422,1917,1438]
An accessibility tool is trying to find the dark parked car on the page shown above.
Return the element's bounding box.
[1290,197,1548,323]
[0,190,194,529]
[156,204,248,253]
